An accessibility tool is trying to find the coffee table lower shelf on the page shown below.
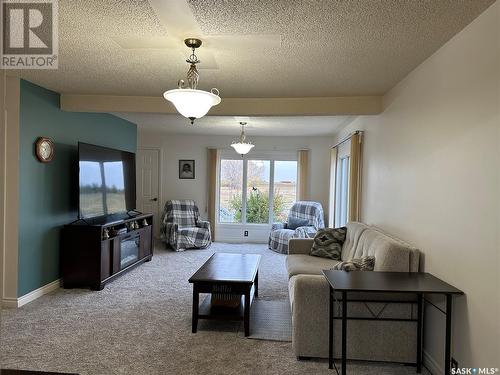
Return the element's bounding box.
[192,285,256,336]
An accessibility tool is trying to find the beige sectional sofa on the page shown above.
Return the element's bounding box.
[286,222,420,362]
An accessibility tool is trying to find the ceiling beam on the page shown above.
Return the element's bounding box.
[60,95,382,116]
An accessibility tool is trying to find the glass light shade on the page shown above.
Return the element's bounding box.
[163,89,221,119]
[231,142,255,155]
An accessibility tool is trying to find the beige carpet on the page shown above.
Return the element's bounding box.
[0,243,429,375]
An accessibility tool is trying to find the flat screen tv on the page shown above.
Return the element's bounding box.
[78,142,136,219]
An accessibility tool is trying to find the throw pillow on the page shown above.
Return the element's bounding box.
[310,227,347,260]
[288,217,310,230]
[333,256,376,272]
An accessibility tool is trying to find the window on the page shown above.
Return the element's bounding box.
[334,156,349,227]
[246,160,270,224]
[273,161,298,222]
[329,132,362,227]
[219,159,243,223]
[218,156,297,225]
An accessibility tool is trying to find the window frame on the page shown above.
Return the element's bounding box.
[217,150,297,227]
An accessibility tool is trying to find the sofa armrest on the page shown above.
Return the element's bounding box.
[161,222,178,248]
[271,222,287,231]
[289,275,330,357]
[288,238,313,255]
[197,220,211,230]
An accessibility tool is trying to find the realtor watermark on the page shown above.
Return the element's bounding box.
[1,0,58,69]
[452,368,499,374]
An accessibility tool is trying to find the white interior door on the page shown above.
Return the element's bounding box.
[137,148,161,238]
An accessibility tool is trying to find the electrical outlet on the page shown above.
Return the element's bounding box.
[244,230,249,237]
[451,358,458,370]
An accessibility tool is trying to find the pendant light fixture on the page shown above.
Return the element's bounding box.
[231,122,254,155]
[163,38,221,125]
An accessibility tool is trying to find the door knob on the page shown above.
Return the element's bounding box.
[150,198,158,202]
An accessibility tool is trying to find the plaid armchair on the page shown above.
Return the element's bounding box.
[160,200,212,251]
[268,201,325,254]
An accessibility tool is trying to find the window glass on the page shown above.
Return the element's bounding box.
[219,159,243,223]
[246,160,271,224]
[218,157,298,225]
[335,156,350,227]
[273,161,298,222]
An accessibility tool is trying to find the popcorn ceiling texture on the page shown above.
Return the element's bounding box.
[20,0,494,97]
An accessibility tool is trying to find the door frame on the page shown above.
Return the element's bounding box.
[137,147,162,239]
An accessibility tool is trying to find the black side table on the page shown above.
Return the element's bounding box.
[322,270,463,375]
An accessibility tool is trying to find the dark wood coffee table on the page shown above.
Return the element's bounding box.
[188,253,261,336]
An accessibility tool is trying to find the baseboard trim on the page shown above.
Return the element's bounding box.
[214,238,268,244]
[1,297,18,308]
[423,349,442,375]
[2,278,61,308]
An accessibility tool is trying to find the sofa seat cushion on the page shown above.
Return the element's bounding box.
[286,254,339,278]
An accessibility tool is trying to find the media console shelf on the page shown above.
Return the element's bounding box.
[61,213,153,290]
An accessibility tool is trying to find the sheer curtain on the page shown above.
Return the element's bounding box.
[207,148,219,238]
[329,132,363,227]
[297,149,309,201]
[348,132,362,222]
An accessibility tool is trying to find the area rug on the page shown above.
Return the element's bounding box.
[240,299,292,342]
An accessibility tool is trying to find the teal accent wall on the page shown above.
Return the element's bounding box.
[18,80,137,296]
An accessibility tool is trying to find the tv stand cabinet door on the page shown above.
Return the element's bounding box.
[101,240,111,280]
[140,225,152,259]
[112,239,121,274]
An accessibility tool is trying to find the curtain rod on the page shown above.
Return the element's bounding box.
[331,131,362,149]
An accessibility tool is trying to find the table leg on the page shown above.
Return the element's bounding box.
[445,294,452,375]
[417,293,423,373]
[192,284,199,333]
[244,288,251,336]
[255,271,259,298]
[329,286,334,370]
[342,291,347,375]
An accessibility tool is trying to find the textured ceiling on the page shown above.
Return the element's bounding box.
[113,114,354,136]
[19,0,495,97]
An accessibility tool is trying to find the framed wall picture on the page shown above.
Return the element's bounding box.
[179,160,195,179]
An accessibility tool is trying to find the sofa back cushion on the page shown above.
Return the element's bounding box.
[341,222,369,260]
[370,226,420,272]
[164,199,199,227]
[342,224,413,272]
[287,201,325,230]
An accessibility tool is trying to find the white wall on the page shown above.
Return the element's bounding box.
[138,132,335,240]
[336,2,499,370]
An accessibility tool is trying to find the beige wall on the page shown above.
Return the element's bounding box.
[335,2,499,369]
[1,75,20,306]
[138,131,335,224]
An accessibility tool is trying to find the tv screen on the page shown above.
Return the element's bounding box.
[78,142,136,219]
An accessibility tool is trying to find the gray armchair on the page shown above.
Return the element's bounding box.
[160,200,212,251]
[268,201,325,254]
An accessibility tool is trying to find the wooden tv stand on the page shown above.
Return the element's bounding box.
[61,213,153,290]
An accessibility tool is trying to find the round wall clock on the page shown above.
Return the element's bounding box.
[35,137,55,163]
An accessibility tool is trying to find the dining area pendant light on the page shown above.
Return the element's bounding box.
[231,122,254,156]
[163,38,221,125]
